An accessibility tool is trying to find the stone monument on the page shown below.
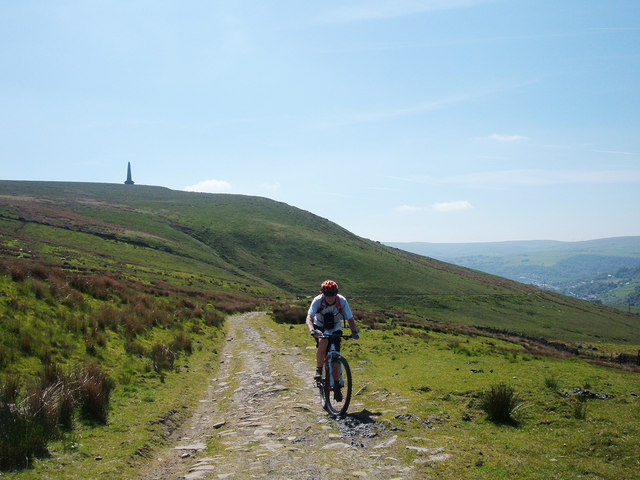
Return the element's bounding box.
[124,162,134,185]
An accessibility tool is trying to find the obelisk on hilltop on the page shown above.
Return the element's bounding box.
[124,162,134,185]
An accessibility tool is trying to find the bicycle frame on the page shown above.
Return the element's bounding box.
[316,333,353,417]
[325,343,343,389]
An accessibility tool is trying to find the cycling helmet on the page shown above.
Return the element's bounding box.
[321,280,339,296]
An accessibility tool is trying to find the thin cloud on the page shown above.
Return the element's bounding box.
[318,94,473,129]
[432,201,474,212]
[489,133,529,142]
[321,0,493,23]
[318,79,534,129]
[395,169,640,188]
[396,205,422,212]
[184,179,232,193]
[452,170,640,187]
[593,149,634,155]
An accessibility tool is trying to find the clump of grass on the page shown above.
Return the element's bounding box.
[572,398,588,420]
[8,261,28,281]
[204,309,224,328]
[150,344,175,373]
[1,375,22,403]
[29,278,49,300]
[0,398,51,470]
[0,371,79,470]
[125,339,146,356]
[544,374,559,390]
[480,382,522,425]
[77,364,114,424]
[170,332,193,354]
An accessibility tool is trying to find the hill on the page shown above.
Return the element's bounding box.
[1,180,639,344]
[1,181,639,479]
[386,238,640,311]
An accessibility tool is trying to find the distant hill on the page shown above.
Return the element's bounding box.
[2,180,639,344]
[385,237,640,310]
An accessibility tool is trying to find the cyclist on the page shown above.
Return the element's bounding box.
[306,280,359,402]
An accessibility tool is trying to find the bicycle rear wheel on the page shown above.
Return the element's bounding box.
[324,356,352,417]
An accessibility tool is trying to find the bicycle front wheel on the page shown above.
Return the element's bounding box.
[324,356,352,417]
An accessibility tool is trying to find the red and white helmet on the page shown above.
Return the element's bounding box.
[320,280,339,296]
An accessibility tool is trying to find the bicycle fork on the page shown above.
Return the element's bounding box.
[325,345,343,389]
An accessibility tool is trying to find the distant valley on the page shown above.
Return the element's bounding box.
[385,237,640,311]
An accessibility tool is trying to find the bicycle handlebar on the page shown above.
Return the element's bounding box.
[318,333,355,340]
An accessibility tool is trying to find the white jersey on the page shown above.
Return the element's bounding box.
[307,294,353,333]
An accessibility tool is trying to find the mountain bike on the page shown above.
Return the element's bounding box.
[316,333,353,418]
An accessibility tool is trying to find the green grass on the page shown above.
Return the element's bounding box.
[4,328,226,479]
[271,318,640,480]
[0,261,248,475]
[1,180,639,477]
[2,180,639,344]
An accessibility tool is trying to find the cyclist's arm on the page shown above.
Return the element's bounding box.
[346,316,357,333]
[306,314,316,334]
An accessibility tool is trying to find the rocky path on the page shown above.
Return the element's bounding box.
[137,312,418,479]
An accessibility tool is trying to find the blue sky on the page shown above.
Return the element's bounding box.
[1,0,639,242]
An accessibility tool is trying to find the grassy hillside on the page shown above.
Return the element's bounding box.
[1,180,639,344]
[0,180,639,478]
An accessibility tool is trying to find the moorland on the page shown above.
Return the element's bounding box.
[0,180,638,479]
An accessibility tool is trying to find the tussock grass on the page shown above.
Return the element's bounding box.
[0,362,114,470]
[77,364,113,424]
[572,398,588,420]
[480,382,522,425]
[544,374,559,390]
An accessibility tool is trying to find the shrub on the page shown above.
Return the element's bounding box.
[480,382,522,425]
[8,261,27,282]
[25,384,60,440]
[216,299,256,314]
[57,379,77,431]
[94,305,117,331]
[272,304,306,324]
[170,332,193,354]
[0,362,113,470]
[40,362,63,388]
[0,345,11,369]
[148,308,170,328]
[150,344,175,373]
[19,332,33,354]
[125,339,145,356]
[85,334,97,356]
[1,375,22,404]
[123,314,145,339]
[204,309,223,328]
[62,290,86,310]
[70,274,122,300]
[29,263,50,281]
[77,364,113,424]
[0,400,50,470]
[29,279,48,300]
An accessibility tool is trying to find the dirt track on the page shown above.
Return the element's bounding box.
[137,312,418,479]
